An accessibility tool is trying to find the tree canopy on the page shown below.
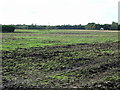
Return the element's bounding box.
[2,25,15,32]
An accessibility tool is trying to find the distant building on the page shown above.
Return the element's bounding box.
[100,27,104,30]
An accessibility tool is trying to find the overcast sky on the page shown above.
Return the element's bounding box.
[0,0,119,25]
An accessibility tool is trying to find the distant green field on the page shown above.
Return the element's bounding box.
[2,29,119,51]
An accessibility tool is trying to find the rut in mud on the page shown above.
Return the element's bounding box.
[2,42,120,88]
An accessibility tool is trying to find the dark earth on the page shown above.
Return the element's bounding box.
[2,41,120,89]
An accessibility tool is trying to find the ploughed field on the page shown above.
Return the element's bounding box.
[2,29,120,88]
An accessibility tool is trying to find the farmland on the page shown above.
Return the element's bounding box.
[2,29,120,88]
[2,29,119,51]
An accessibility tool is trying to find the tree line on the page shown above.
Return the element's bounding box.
[2,22,120,32]
[15,22,119,30]
[15,24,85,30]
[85,22,119,30]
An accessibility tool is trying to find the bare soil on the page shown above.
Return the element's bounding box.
[2,41,120,89]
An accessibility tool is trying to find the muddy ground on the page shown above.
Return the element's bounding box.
[2,42,120,89]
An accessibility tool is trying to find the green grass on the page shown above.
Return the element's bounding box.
[2,29,119,51]
[105,74,120,81]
